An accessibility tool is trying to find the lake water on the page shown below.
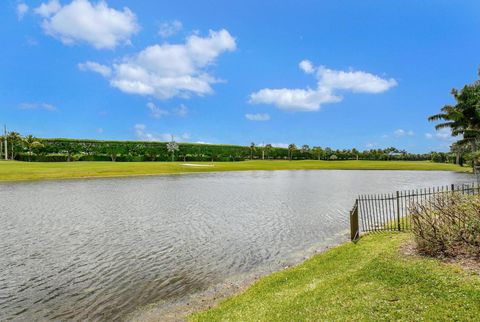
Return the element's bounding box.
[0,170,473,321]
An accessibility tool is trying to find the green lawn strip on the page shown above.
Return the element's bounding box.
[190,233,480,322]
[0,160,470,182]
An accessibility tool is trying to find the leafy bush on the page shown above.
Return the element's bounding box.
[15,153,69,162]
[410,193,480,258]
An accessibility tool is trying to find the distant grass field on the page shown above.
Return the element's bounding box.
[190,233,480,321]
[0,160,470,182]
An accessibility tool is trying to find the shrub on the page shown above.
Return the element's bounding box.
[78,155,112,161]
[410,193,480,258]
[15,153,69,162]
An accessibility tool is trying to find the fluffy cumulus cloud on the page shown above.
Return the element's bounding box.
[81,29,236,99]
[245,113,270,121]
[78,61,112,77]
[35,0,139,49]
[393,129,414,137]
[17,3,29,20]
[425,128,456,142]
[18,102,57,111]
[158,20,182,38]
[134,124,190,142]
[34,0,61,17]
[249,60,397,112]
[299,60,314,74]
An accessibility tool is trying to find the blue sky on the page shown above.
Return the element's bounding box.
[1,0,479,152]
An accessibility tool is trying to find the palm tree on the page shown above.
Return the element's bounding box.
[288,143,297,160]
[250,142,256,160]
[7,131,22,160]
[166,137,179,162]
[451,142,467,166]
[428,76,480,170]
[264,144,272,160]
[23,135,43,161]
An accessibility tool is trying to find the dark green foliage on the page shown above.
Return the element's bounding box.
[16,153,70,162]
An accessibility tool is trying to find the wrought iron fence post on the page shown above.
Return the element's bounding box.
[396,191,401,231]
[350,200,359,241]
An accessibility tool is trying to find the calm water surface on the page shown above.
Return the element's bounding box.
[0,170,473,321]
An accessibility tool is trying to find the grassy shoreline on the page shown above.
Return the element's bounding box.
[190,233,480,321]
[0,160,470,182]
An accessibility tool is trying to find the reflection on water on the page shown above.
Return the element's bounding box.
[0,170,473,321]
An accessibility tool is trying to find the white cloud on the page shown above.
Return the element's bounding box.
[271,143,289,148]
[134,124,190,142]
[18,102,57,111]
[365,142,377,148]
[158,20,182,38]
[78,61,112,77]
[393,129,414,137]
[299,60,314,74]
[249,87,341,112]
[34,0,60,17]
[425,128,456,142]
[84,29,236,99]
[17,3,29,20]
[146,102,169,118]
[249,60,396,112]
[316,66,397,93]
[145,103,188,118]
[245,113,270,121]
[174,104,188,117]
[35,0,139,49]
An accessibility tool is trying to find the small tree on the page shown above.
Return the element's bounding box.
[288,143,297,160]
[301,144,310,159]
[7,131,22,160]
[250,142,256,160]
[351,148,359,160]
[312,146,324,160]
[264,144,272,160]
[167,137,179,162]
[23,135,44,161]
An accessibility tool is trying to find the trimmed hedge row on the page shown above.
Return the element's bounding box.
[10,137,447,163]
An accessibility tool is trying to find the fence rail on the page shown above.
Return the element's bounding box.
[349,183,480,241]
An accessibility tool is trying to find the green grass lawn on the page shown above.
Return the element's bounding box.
[0,160,470,182]
[190,233,480,321]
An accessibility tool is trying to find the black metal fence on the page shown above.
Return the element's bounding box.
[350,183,480,241]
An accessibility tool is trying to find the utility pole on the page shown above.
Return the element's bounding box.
[4,125,7,160]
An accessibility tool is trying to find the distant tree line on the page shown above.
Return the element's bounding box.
[0,133,460,164]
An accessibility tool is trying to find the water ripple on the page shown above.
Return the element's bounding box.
[0,170,473,321]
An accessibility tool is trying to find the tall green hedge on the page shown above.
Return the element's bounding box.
[9,137,444,162]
